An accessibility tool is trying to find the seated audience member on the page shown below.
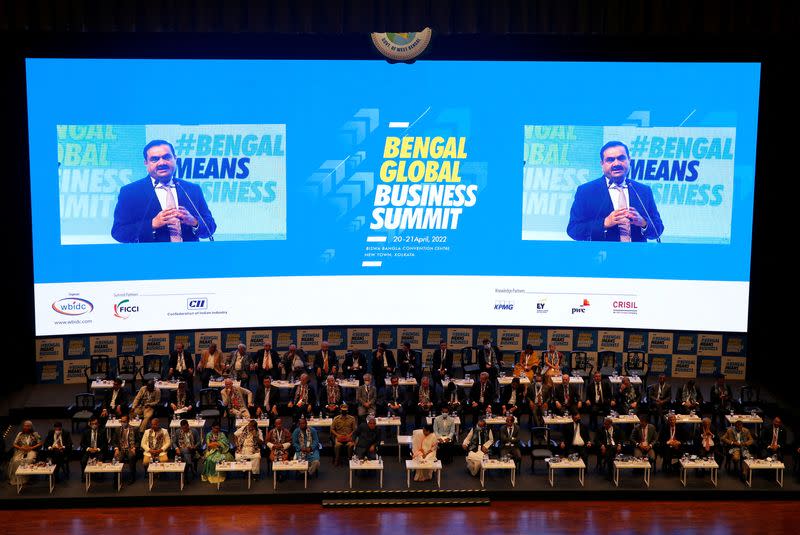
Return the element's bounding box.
[433,405,457,464]
[254,376,280,419]
[229,343,252,383]
[173,419,201,477]
[198,342,227,388]
[354,417,380,460]
[356,373,378,420]
[201,422,233,484]
[553,373,582,415]
[284,344,306,380]
[291,418,321,475]
[255,341,280,382]
[168,342,194,383]
[414,376,437,428]
[462,419,493,476]
[9,421,43,485]
[140,417,170,467]
[615,377,640,415]
[441,381,464,417]
[630,413,658,463]
[722,419,754,475]
[694,417,720,462]
[477,338,502,382]
[169,381,194,418]
[266,418,292,462]
[559,410,592,465]
[500,377,526,418]
[111,415,138,483]
[469,372,496,423]
[100,377,129,420]
[343,350,367,383]
[431,341,454,384]
[320,375,344,417]
[499,414,522,466]
[526,373,551,428]
[80,417,107,472]
[331,404,357,466]
[43,422,72,481]
[760,416,788,459]
[679,379,703,414]
[287,373,316,418]
[397,342,420,380]
[411,425,439,482]
[234,419,263,476]
[382,375,408,420]
[710,375,734,429]
[648,374,672,429]
[598,417,623,479]
[659,414,687,473]
[584,372,612,431]
[131,380,161,432]
[221,377,253,420]
[371,343,396,388]
[313,341,338,382]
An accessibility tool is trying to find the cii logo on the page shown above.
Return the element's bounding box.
[494,301,515,311]
[114,299,139,319]
[52,297,93,316]
[571,298,590,314]
[187,298,208,310]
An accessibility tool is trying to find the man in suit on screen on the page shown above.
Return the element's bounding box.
[567,141,664,242]
[111,139,216,242]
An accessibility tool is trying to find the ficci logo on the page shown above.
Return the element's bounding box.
[52,297,93,316]
[114,299,139,319]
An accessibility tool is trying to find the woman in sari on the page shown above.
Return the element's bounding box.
[201,422,233,484]
[9,421,42,485]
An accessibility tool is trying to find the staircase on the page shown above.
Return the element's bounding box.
[322,488,489,507]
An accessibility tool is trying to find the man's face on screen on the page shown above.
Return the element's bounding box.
[601,145,630,184]
[145,144,176,183]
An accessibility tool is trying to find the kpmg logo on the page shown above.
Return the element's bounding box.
[612,300,638,315]
[187,298,208,310]
[114,299,139,319]
[52,297,93,316]
[494,300,515,311]
[571,298,590,314]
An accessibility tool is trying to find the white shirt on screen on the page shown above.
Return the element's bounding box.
[606,177,630,210]
[151,178,179,210]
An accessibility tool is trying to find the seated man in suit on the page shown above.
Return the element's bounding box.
[255,341,281,382]
[266,418,292,462]
[500,377,526,420]
[371,343,396,389]
[462,419,493,476]
[499,414,522,466]
[678,379,703,414]
[173,419,201,477]
[221,378,253,420]
[414,376,437,428]
[630,413,658,463]
[287,373,316,419]
[397,342,421,380]
[254,376,280,419]
[284,344,307,380]
[722,419,754,475]
[319,375,344,418]
[80,417,108,472]
[140,417,170,467]
[694,417,720,462]
[292,418,321,475]
[659,414,687,473]
[168,342,194,383]
[313,341,338,384]
[566,140,664,242]
[526,373,551,428]
[331,404,357,466]
[169,381,194,419]
[343,350,367,383]
[228,344,253,384]
[356,373,378,421]
[43,422,73,481]
[558,410,593,464]
[553,374,582,415]
[441,381,465,418]
[477,338,502,382]
[710,375,734,429]
[234,419,264,477]
[598,417,623,479]
[354,418,380,460]
[469,372,496,423]
[100,377,129,421]
[433,405,457,464]
[584,372,612,431]
[111,414,138,483]
[648,374,672,429]
[381,375,407,421]
[614,377,640,415]
[760,416,788,459]
[431,341,454,384]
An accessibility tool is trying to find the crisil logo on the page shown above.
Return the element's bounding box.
[52,298,93,316]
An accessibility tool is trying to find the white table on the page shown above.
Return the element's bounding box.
[349,459,384,488]
[169,418,206,429]
[337,379,359,389]
[272,460,309,490]
[14,464,56,494]
[155,380,180,390]
[208,379,241,388]
[498,376,531,385]
[680,458,719,487]
[547,458,585,487]
[272,380,298,389]
[85,462,124,492]
[147,462,186,491]
[236,418,270,429]
[726,414,763,425]
[405,459,443,487]
[610,414,640,425]
[674,414,703,424]
[106,418,143,428]
[398,435,412,461]
[543,415,573,426]
[91,379,124,390]
[375,417,402,459]
[480,459,516,487]
[308,417,333,428]
[744,459,785,488]
[441,379,474,389]
[613,459,651,487]
[608,375,643,385]
[398,378,418,387]
[484,416,517,426]
[215,461,255,489]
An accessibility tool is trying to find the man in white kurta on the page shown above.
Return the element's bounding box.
[234,420,263,475]
[141,418,170,466]
[462,419,494,476]
[412,425,439,481]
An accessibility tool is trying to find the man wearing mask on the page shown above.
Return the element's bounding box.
[112,414,138,483]
[477,338,502,382]
[80,417,108,472]
[43,422,73,481]
[100,377,129,422]
[462,419,493,476]
[433,405,457,464]
[526,373,551,428]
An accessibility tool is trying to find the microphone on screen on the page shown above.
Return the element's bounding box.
[175,180,215,242]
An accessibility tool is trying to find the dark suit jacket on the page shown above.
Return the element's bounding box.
[110,426,138,450]
[477,346,503,370]
[381,384,408,409]
[760,426,789,450]
[650,382,672,404]
[169,388,195,409]
[101,388,129,413]
[254,349,281,377]
[111,176,216,243]
[313,350,338,377]
[659,425,688,446]
[553,383,579,406]
[525,382,552,405]
[168,350,194,373]
[43,430,73,452]
[80,428,109,452]
[431,349,454,374]
[371,350,396,377]
[397,349,421,377]
[710,384,733,409]
[630,423,659,446]
[289,384,317,407]
[414,384,438,407]
[343,352,367,375]
[254,385,280,410]
[499,424,521,447]
[562,422,591,447]
[469,381,496,405]
[598,426,624,448]
[500,384,526,409]
[585,380,613,406]
[567,176,664,241]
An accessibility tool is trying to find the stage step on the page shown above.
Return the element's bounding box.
[322,488,489,507]
[323,496,490,508]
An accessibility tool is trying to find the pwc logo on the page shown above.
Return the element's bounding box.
[52,297,93,316]
[187,298,208,310]
[114,299,139,319]
[571,298,590,314]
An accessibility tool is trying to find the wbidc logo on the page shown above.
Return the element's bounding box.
[113,299,139,319]
[494,300,515,311]
[612,300,638,315]
[187,298,208,310]
[571,298,590,314]
[52,297,93,316]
